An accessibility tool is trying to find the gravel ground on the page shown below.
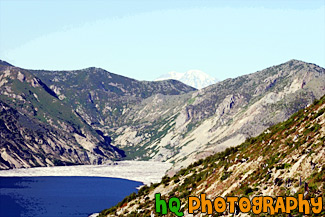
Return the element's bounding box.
[0,160,172,185]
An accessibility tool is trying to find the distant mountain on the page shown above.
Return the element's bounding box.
[0,62,125,169]
[1,59,324,171]
[156,70,218,89]
[99,94,325,217]
[31,67,196,128]
[0,61,195,169]
[111,59,325,172]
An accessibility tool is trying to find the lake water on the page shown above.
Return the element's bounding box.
[0,176,142,217]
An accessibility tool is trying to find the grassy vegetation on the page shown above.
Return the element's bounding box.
[99,95,325,217]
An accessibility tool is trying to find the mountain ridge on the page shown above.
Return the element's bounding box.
[108,59,325,173]
[30,66,196,127]
[0,60,195,169]
[99,94,325,217]
[0,59,324,171]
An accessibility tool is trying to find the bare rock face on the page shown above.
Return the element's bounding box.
[108,60,325,172]
[0,99,122,169]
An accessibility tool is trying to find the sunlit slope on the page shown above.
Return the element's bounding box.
[110,60,325,172]
[100,95,325,216]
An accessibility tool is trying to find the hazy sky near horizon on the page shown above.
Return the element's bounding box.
[0,0,324,81]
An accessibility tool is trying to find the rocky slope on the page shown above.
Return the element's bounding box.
[0,60,195,169]
[109,60,325,173]
[99,95,325,217]
[0,99,121,169]
[0,61,124,169]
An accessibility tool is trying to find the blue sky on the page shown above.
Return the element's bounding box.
[0,0,324,81]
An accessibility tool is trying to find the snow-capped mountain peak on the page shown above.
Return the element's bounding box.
[155,71,184,81]
[155,70,218,89]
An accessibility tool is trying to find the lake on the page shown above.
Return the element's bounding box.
[0,176,142,217]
